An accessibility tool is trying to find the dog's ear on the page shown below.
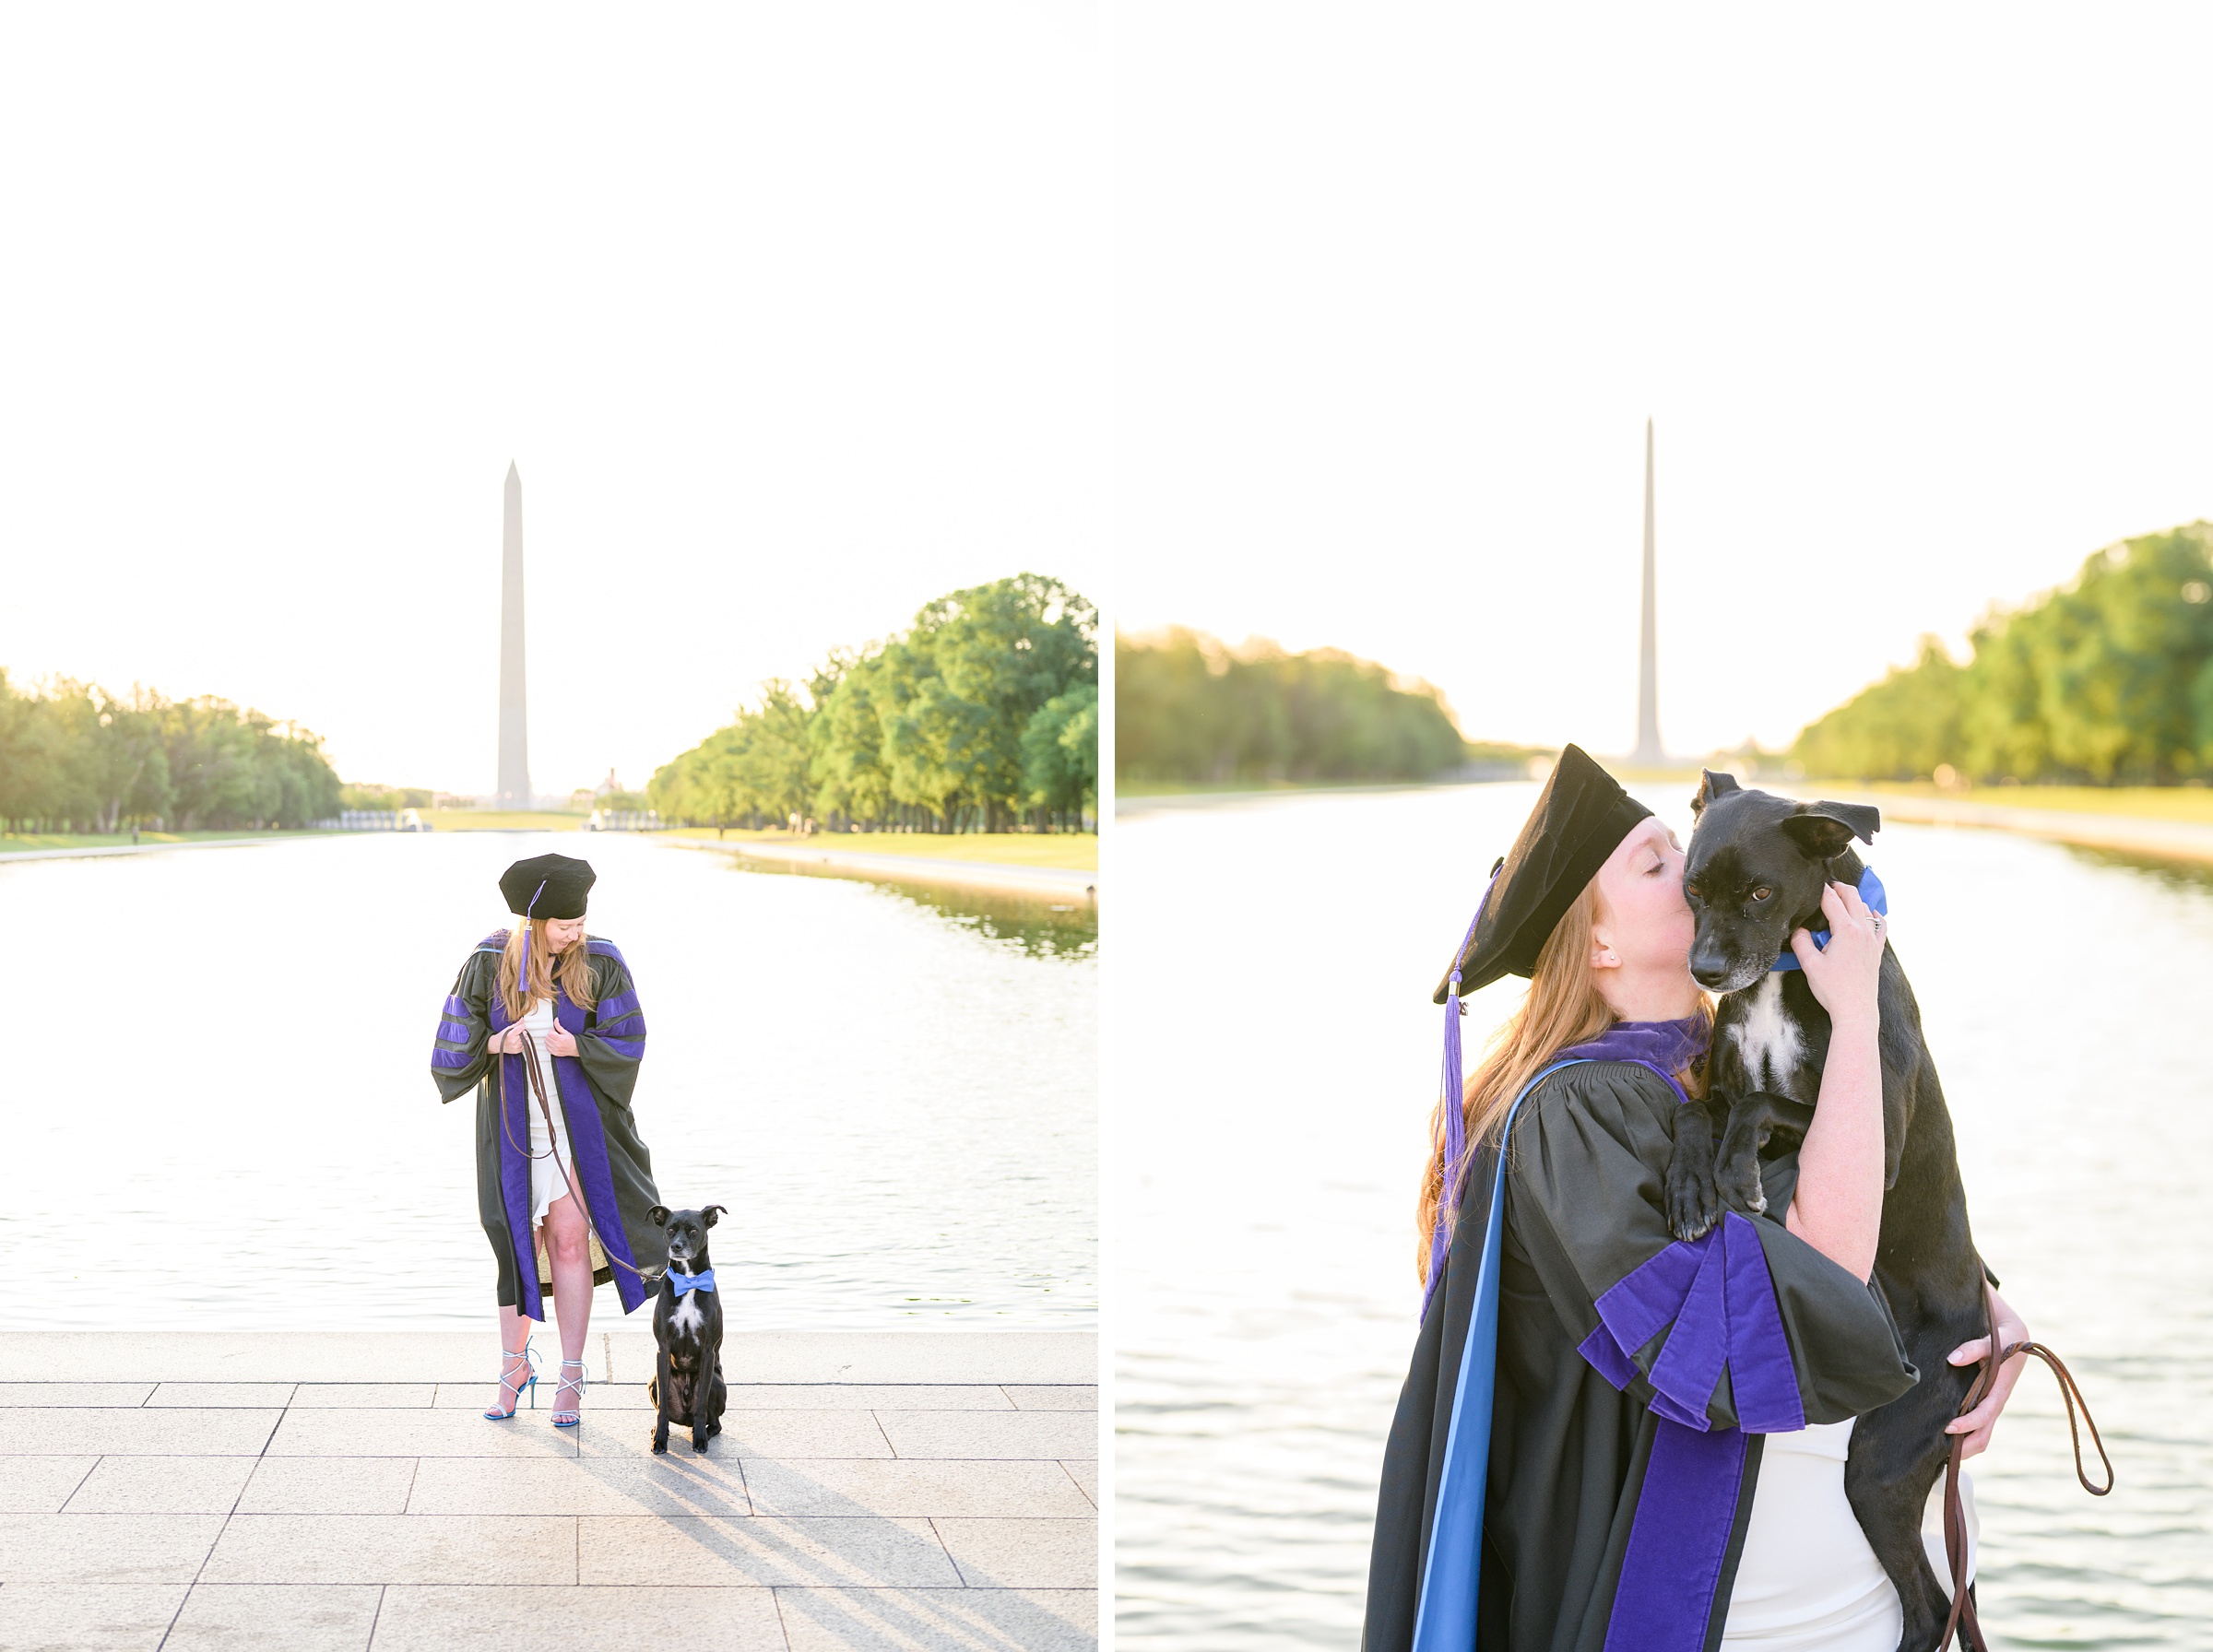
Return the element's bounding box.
[1780,801,1881,861]
[1690,769,1741,819]
[648,1205,670,1227]
[701,1205,727,1228]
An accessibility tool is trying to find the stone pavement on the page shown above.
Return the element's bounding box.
[0,1333,1096,1652]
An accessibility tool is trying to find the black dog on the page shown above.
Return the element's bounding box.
[1666,773,1986,1652]
[645,1204,729,1455]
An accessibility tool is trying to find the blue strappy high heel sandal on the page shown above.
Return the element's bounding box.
[551,1357,587,1428]
[483,1341,538,1421]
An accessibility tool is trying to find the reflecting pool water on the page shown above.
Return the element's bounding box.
[0,831,1095,1330]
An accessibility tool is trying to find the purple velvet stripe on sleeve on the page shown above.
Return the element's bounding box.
[597,989,642,1021]
[1590,1237,1705,1371]
[432,1046,476,1070]
[444,995,472,1018]
[1580,1212,1805,1434]
[1576,1323,1641,1390]
[1721,1213,1805,1432]
[1646,1236,1732,1430]
[595,1036,645,1061]
[436,1020,472,1043]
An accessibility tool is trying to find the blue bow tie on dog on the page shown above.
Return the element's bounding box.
[666,1269,716,1297]
[1771,865,1888,973]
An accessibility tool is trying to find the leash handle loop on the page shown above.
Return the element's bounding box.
[1938,1288,2114,1651]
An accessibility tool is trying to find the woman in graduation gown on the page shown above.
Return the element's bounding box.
[1364,748,2028,1652]
[430,853,668,1426]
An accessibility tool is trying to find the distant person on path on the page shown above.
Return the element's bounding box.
[430,852,667,1427]
[1365,747,2028,1652]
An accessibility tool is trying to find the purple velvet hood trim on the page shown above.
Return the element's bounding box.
[1555,1013,1707,1102]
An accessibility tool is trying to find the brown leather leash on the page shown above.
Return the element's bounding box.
[498,1026,664,1286]
[1937,1292,2113,1650]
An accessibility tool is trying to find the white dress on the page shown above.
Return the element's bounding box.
[514,995,576,1223]
[1722,1417,1979,1649]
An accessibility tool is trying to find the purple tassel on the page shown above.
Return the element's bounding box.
[1426,969,1468,1292]
[1420,874,1497,1322]
[518,879,547,995]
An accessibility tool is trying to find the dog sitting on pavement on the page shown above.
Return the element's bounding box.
[645,1204,729,1455]
[1666,773,1989,1652]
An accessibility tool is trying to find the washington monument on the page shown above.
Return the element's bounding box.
[1630,419,1666,767]
[497,462,532,808]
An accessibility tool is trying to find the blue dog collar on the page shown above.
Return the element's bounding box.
[1772,866,1887,973]
[667,1268,716,1297]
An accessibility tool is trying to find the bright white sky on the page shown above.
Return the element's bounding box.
[10,11,2212,789]
[1116,6,2213,758]
[0,6,1103,796]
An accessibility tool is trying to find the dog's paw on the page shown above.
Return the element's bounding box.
[1712,1146,1768,1217]
[1663,1151,1722,1240]
[1664,1100,1725,1240]
[650,1438,669,1456]
[692,1439,710,1455]
[1714,1105,1781,1217]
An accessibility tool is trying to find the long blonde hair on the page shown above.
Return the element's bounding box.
[496,921,598,1022]
[1414,878,1710,1283]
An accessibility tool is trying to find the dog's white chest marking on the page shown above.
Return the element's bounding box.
[1729,974,1808,1096]
[669,1289,704,1337]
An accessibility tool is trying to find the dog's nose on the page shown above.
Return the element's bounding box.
[1689,949,1735,989]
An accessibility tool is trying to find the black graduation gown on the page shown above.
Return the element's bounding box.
[1364,1061,1920,1652]
[430,934,668,1316]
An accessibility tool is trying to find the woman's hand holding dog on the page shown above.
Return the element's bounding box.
[1945,1286,2030,1458]
[1783,879,1888,1280]
[1790,879,1885,1030]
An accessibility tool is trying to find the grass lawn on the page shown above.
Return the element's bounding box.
[1826,781,2213,824]
[666,826,1096,870]
[0,828,342,854]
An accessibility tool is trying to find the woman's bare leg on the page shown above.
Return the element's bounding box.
[487,1301,537,1414]
[543,1192,594,1415]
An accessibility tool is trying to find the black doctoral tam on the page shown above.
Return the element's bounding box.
[500,854,596,920]
[1433,743,1651,1000]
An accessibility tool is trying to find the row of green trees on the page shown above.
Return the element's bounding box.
[650,573,1097,832]
[1793,523,2213,784]
[1117,628,1500,784]
[0,672,343,832]
[341,785,432,812]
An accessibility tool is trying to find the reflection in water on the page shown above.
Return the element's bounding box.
[1118,785,2213,1652]
[2065,840,2213,894]
[0,831,1094,1332]
[713,851,1098,960]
